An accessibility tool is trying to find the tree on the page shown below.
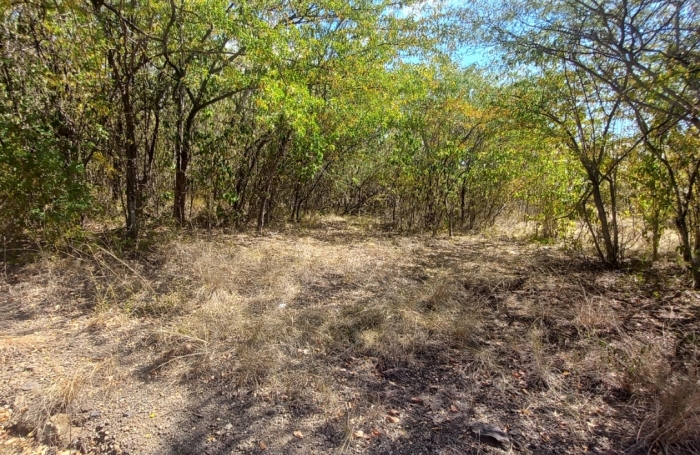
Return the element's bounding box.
[510,66,640,266]
[0,0,101,239]
[93,0,167,240]
[467,0,700,132]
[466,0,700,276]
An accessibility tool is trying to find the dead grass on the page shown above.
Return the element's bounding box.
[643,371,700,451]
[573,296,620,337]
[123,225,700,451]
[3,216,700,453]
[9,362,104,444]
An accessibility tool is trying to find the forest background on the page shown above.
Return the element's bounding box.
[2,0,697,280]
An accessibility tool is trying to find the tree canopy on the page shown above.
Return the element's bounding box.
[2,0,700,284]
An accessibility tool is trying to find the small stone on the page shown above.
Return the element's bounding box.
[41,413,76,447]
[20,381,40,391]
[90,410,101,418]
[224,423,233,430]
[122,411,132,418]
[470,422,511,449]
[353,430,369,439]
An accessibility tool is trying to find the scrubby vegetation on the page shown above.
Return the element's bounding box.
[1,0,700,453]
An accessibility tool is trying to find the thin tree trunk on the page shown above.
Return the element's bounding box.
[589,175,618,266]
[122,84,140,241]
[173,88,196,225]
[173,85,187,224]
[257,189,269,234]
[676,212,700,288]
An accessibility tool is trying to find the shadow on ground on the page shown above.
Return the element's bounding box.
[2,221,698,454]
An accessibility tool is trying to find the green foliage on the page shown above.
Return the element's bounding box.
[0,113,92,239]
[3,0,700,289]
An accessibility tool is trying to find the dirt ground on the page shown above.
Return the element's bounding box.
[1,217,699,454]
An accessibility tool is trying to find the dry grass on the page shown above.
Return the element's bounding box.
[9,362,103,444]
[3,216,699,453]
[636,371,700,453]
[149,234,487,386]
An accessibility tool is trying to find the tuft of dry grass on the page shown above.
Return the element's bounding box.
[573,296,620,337]
[9,363,101,445]
[633,369,700,453]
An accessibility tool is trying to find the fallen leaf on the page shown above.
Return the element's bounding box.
[259,441,267,450]
[449,404,459,412]
[387,409,400,416]
[353,430,366,439]
[386,415,400,423]
[562,370,571,376]
[409,397,424,405]
[371,428,381,437]
[0,409,11,424]
[293,431,304,439]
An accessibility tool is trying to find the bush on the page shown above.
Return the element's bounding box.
[0,114,91,241]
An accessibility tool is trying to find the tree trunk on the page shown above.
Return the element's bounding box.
[256,129,291,233]
[125,141,139,241]
[173,85,185,224]
[651,208,661,262]
[460,182,466,226]
[122,85,140,241]
[173,87,194,225]
[589,176,618,267]
[257,189,268,234]
[674,212,700,287]
[291,184,301,222]
[173,158,188,224]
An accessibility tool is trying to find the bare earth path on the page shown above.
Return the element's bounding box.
[1,219,698,454]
